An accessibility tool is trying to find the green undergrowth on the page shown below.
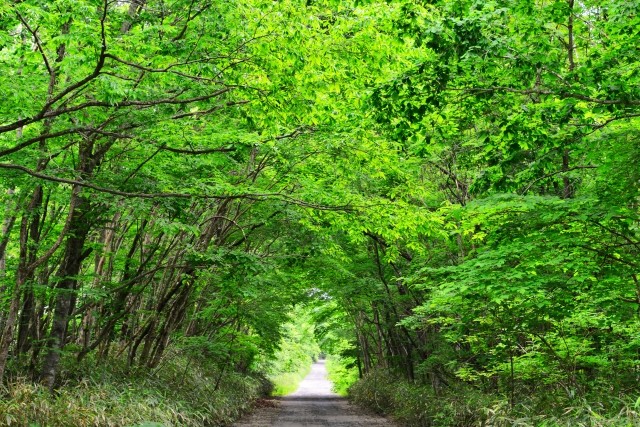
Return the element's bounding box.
[264,307,320,396]
[325,356,358,396]
[269,364,312,396]
[0,354,266,427]
[349,370,640,427]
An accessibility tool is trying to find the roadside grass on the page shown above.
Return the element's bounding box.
[271,355,357,397]
[0,353,264,427]
[269,363,312,396]
[349,370,640,427]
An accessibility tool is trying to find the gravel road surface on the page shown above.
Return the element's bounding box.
[234,361,395,427]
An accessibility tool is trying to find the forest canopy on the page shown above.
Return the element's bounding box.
[0,0,639,425]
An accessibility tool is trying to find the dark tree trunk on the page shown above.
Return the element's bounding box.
[40,194,93,388]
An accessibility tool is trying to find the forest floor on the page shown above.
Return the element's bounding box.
[234,361,395,427]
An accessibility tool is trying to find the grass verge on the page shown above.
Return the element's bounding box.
[269,363,311,396]
[349,369,640,427]
[0,354,266,427]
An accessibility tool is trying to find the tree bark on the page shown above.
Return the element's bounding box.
[40,192,93,388]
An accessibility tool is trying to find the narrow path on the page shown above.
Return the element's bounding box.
[234,361,395,427]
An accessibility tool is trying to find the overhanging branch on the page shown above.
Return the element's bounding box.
[0,162,353,211]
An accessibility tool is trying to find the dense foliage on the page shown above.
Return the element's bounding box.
[261,308,320,396]
[0,355,266,426]
[320,0,640,424]
[0,0,639,425]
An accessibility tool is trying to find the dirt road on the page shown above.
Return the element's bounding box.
[234,361,395,427]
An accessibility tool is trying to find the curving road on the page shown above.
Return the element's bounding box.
[234,361,395,427]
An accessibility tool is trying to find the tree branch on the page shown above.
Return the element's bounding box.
[15,13,52,76]
[0,163,354,210]
[520,165,597,195]
[461,86,640,106]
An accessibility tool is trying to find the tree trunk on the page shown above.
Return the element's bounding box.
[40,193,93,388]
[0,186,45,381]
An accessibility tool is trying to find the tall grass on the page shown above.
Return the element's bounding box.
[0,354,264,427]
[348,370,640,427]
